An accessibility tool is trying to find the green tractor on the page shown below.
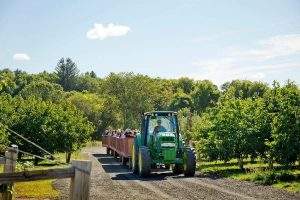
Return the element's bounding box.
[130,111,196,177]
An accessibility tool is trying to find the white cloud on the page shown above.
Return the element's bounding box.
[251,72,265,80]
[13,53,30,61]
[191,34,300,85]
[232,34,300,61]
[86,23,130,40]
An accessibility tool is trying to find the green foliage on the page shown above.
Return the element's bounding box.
[222,80,268,100]
[253,171,297,185]
[20,81,64,101]
[67,92,121,139]
[0,63,299,170]
[75,73,102,92]
[0,69,33,96]
[55,57,79,91]
[169,90,193,111]
[0,125,8,152]
[193,81,299,170]
[192,80,220,113]
[177,108,194,140]
[264,81,300,165]
[194,98,269,169]
[175,77,194,94]
[8,97,94,160]
[102,72,161,128]
[0,94,17,151]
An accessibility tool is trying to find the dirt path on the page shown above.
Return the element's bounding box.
[54,146,300,200]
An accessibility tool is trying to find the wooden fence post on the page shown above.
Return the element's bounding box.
[69,160,92,200]
[2,145,18,200]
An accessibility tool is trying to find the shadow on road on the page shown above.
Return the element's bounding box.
[93,153,186,181]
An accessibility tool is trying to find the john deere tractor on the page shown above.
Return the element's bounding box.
[130,111,196,177]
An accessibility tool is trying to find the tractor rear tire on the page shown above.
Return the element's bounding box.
[131,142,139,174]
[183,148,196,177]
[138,146,151,177]
[172,164,183,174]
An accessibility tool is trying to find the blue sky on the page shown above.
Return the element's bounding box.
[0,0,300,85]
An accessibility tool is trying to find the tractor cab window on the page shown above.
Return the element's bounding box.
[148,115,177,135]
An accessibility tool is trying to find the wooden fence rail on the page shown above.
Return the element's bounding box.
[0,145,92,200]
[0,167,75,183]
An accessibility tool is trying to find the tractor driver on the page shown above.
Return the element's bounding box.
[153,119,167,134]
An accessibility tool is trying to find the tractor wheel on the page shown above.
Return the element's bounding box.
[183,148,196,177]
[131,142,139,174]
[138,146,151,177]
[172,164,183,174]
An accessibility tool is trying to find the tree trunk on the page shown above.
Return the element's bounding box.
[268,158,274,169]
[250,155,255,163]
[237,156,244,171]
[34,157,40,165]
[66,152,72,163]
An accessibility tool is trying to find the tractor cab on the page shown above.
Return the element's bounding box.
[131,111,196,177]
[142,111,179,142]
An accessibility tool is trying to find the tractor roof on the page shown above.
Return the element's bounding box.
[144,111,177,116]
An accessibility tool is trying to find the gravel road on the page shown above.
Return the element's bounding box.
[54,146,300,200]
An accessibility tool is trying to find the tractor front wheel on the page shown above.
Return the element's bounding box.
[183,148,196,177]
[172,164,183,174]
[138,146,151,177]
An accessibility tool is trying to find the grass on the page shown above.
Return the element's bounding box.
[274,180,300,192]
[15,180,59,198]
[5,141,99,199]
[198,159,300,193]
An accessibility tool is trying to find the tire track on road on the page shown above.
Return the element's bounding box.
[94,154,174,200]
[177,177,255,200]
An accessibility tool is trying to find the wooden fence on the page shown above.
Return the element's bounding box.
[0,145,92,200]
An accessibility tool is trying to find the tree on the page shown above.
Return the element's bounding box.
[175,77,194,94]
[193,98,268,169]
[75,74,102,92]
[89,71,97,78]
[151,78,174,110]
[264,81,300,166]
[213,98,268,169]
[0,69,17,95]
[67,92,121,139]
[9,97,94,163]
[102,72,157,128]
[20,81,64,102]
[55,58,79,91]
[191,111,219,161]
[0,94,16,152]
[222,80,268,100]
[32,71,58,83]
[191,80,220,113]
[169,90,193,111]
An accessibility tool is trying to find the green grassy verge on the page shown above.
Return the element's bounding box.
[15,180,59,199]
[5,141,99,199]
[198,160,300,193]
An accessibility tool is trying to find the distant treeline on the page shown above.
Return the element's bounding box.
[0,57,299,167]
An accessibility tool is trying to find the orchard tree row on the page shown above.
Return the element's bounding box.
[0,57,299,167]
